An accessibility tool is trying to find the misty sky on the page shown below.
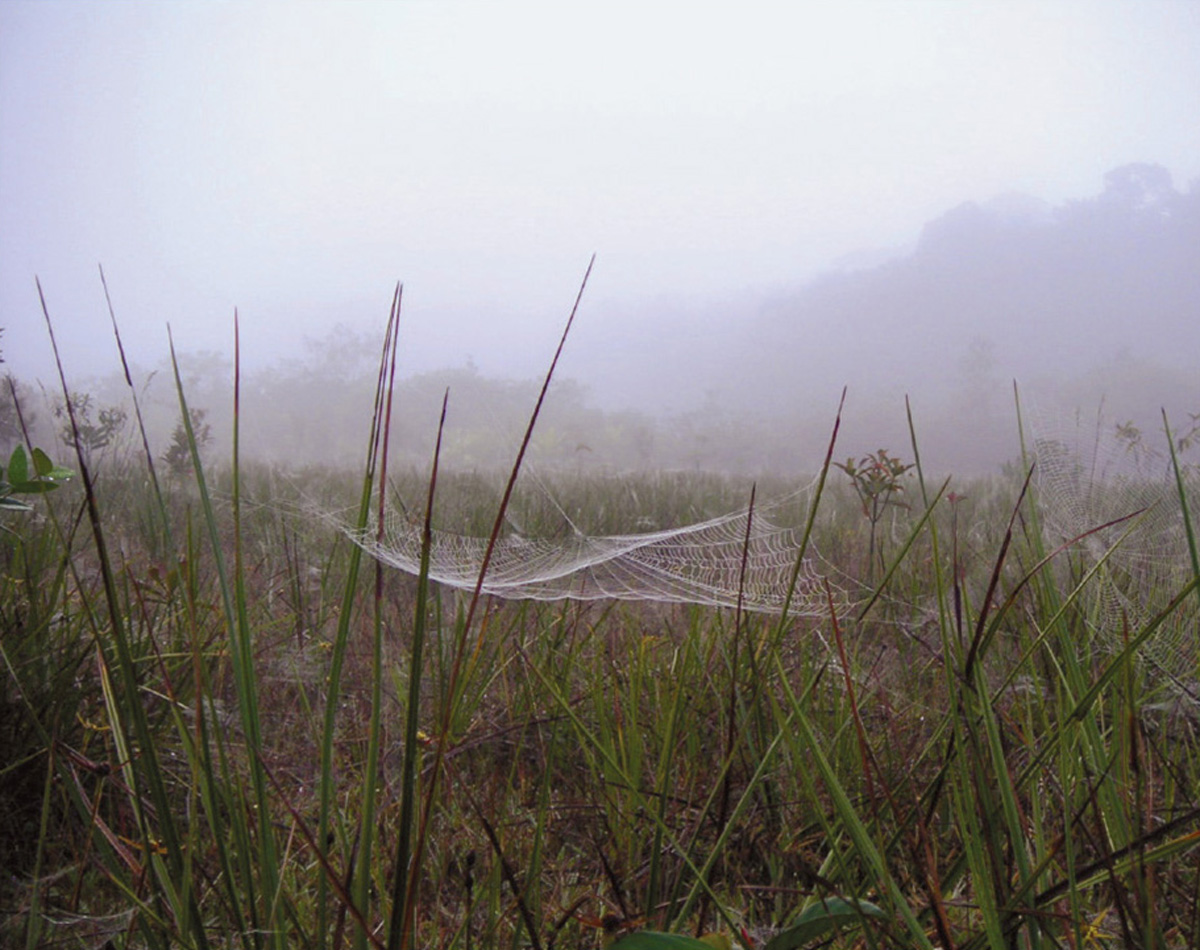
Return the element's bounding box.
[3,1,1199,389]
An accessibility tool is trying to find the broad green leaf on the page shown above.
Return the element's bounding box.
[7,445,27,485]
[762,898,889,950]
[608,931,717,950]
[10,481,60,494]
[31,447,74,483]
[32,447,54,476]
[1,446,73,495]
[0,494,33,511]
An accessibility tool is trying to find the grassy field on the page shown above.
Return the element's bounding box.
[3,300,1200,949]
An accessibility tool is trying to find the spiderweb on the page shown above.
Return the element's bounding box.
[1030,404,1200,686]
[349,485,845,617]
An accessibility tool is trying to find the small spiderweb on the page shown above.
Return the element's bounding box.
[1031,404,1200,687]
[349,486,845,617]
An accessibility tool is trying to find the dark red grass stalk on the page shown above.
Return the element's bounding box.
[396,257,594,946]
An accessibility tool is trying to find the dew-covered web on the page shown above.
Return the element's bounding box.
[348,480,845,617]
[1030,404,1200,685]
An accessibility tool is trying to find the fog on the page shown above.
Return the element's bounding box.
[3,2,1199,475]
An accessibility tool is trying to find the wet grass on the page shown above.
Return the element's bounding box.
[3,284,1200,948]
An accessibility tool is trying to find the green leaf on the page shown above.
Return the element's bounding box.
[762,898,889,950]
[32,447,54,477]
[608,931,717,950]
[7,445,27,485]
[45,464,75,481]
[1,446,73,494]
[0,495,33,511]
[9,481,60,495]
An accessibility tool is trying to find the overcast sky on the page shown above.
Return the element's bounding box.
[3,1,1199,385]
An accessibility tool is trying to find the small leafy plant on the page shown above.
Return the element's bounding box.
[162,406,213,480]
[53,392,128,465]
[834,448,914,580]
[0,444,74,512]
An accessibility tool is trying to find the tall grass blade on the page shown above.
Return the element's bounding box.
[98,264,169,531]
[355,287,404,950]
[401,256,595,946]
[317,284,402,949]
[38,278,204,947]
[775,653,934,950]
[386,389,448,950]
[761,897,888,950]
[769,387,843,649]
[1162,409,1200,603]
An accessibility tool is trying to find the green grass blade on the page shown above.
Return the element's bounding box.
[774,654,934,950]
[386,389,447,950]
[1162,409,1200,605]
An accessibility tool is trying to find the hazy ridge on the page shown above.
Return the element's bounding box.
[5,164,1197,478]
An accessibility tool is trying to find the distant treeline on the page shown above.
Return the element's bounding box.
[4,164,1197,477]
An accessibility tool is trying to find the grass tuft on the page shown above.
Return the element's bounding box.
[4,278,1199,948]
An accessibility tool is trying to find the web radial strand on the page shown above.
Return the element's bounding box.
[350,497,843,616]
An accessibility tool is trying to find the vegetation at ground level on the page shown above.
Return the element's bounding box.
[3,304,1200,949]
